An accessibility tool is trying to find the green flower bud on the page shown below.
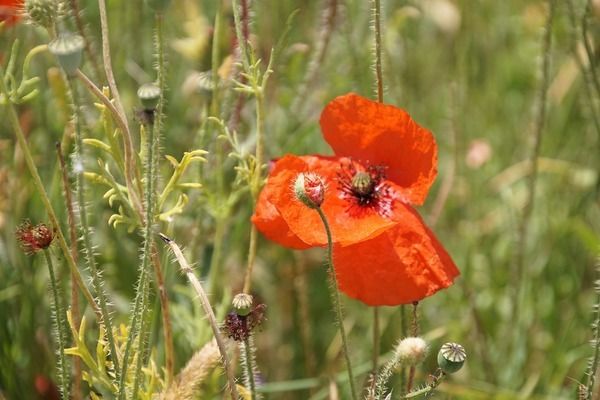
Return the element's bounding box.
[137,83,161,111]
[48,33,84,77]
[437,342,466,374]
[25,0,58,28]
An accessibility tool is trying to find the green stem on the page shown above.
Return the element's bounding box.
[315,207,358,400]
[373,307,380,372]
[0,64,100,323]
[43,249,70,400]
[243,338,257,400]
[119,119,156,398]
[69,79,120,376]
[372,0,384,103]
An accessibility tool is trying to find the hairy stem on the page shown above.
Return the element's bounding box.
[372,0,384,103]
[55,143,82,400]
[43,249,70,400]
[242,337,258,400]
[119,119,156,399]
[68,79,120,376]
[160,233,239,400]
[315,207,358,400]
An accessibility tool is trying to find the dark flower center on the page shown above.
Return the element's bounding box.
[337,160,394,218]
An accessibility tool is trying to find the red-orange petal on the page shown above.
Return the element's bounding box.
[0,0,23,27]
[332,203,459,306]
[252,154,398,248]
[252,184,311,250]
[320,93,438,206]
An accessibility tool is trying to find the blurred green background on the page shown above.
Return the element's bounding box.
[1,0,599,398]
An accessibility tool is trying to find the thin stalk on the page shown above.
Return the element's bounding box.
[97,0,142,217]
[243,338,257,400]
[315,207,358,400]
[399,305,407,392]
[406,303,419,392]
[43,249,70,400]
[118,119,157,399]
[372,307,380,372]
[372,0,384,378]
[228,0,251,131]
[290,0,338,114]
[0,65,100,318]
[159,233,239,400]
[150,12,174,385]
[55,143,82,400]
[512,0,555,320]
[67,0,103,82]
[207,0,228,298]
[243,89,266,294]
[68,79,120,375]
[372,0,384,103]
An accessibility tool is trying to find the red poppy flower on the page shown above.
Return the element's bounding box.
[0,0,22,27]
[252,93,459,306]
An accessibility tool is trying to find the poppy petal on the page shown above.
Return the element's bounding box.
[252,186,311,250]
[320,93,438,205]
[332,203,459,306]
[252,154,398,247]
[0,0,22,27]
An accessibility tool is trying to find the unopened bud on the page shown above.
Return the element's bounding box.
[437,342,466,374]
[232,293,253,317]
[394,337,428,366]
[293,172,325,209]
[48,32,84,77]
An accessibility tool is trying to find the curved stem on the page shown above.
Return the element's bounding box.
[315,207,358,400]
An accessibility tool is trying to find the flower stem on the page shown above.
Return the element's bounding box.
[55,142,82,400]
[0,64,100,322]
[315,207,358,400]
[160,233,239,400]
[372,0,384,103]
[69,78,120,376]
[242,337,258,400]
[43,249,70,400]
[119,118,157,398]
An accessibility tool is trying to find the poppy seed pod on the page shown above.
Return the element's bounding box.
[232,293,253,317]
[437,342,466,374]
[293,172,325,209]
[137,83,161,111]
[48,33,84,77]
[25,0,57,28]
